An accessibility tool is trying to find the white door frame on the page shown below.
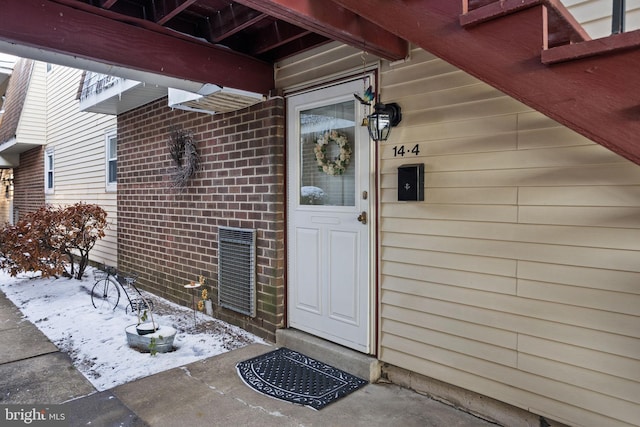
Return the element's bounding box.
[285,76,376,354]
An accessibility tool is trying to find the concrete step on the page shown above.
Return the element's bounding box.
[275,328,381,382]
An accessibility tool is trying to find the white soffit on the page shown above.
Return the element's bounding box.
[168,85,264,115]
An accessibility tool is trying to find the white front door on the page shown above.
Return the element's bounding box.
[286,79,372,353]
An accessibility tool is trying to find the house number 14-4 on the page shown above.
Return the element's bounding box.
[392,144,420,157]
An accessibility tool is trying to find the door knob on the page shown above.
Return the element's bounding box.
[357,211,367,224]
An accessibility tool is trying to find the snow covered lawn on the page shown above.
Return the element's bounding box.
[0,268,266,391]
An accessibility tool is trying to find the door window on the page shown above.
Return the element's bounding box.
[299,101,355,207]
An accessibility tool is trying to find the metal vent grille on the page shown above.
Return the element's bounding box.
[218,226,257,317]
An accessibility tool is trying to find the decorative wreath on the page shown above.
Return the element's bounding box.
[314,130,352,176]
[169,127,200,189]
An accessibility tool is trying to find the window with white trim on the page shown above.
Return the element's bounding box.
[44,148,54,194]
[106,131,117,191]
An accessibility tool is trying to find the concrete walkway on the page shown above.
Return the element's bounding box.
[0,291,495,426]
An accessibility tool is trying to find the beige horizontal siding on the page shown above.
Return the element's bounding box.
[383,201,640,228]
[409,163,640,187]
[275,41,371,93]
[517,352,639,405]
[382,246,517,276]
[275,34,640,426]
[379,44,640,427]
[44,64,117,267]
[383,231,637,271]
[382,218,640,251]
[381,284,640,360]
[383,269,638,338]
[380,343,638,427]
[519,261,639,293]
[519,185,640,206]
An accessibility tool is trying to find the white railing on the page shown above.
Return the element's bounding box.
[612,0,625,33]
[79,72,122,102]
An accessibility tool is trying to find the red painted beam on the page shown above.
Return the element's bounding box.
[101,0,118,8]
[461,0,590,48]
[543,29,640,64]
[0,0,274,94]
[332,0,640,165]
[210,8,268,43]
[461,0,542,27]
[156,0,198,26]
[234,0,408,61]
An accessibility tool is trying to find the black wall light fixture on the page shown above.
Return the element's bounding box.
[367,99,402,142]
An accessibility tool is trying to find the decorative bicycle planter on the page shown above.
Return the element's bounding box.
[125,324,176,353]
[91,266,154,314]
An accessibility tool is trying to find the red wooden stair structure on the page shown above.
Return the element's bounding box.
[460,0,640,165]
[335,0,640,166]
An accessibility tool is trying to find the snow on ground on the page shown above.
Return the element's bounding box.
[0,267,267,391]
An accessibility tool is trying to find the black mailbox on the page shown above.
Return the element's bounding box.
[398,163,424,201]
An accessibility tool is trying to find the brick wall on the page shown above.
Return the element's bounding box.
[13,146,45,220]
[117,97,286,341]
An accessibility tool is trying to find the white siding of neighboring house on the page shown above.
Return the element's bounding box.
[563,0,640,38]
[15,62,46,145]
[44,64,118,267]
[276,40,640,427]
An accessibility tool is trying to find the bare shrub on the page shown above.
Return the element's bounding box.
[0,203,107,279]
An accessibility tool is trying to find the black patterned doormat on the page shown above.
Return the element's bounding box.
[236,347,368,410]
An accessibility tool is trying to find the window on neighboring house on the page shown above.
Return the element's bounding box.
[106,131,117,191]
[44,148,54,193]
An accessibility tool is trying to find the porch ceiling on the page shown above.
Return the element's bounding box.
[0,0,408,95]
